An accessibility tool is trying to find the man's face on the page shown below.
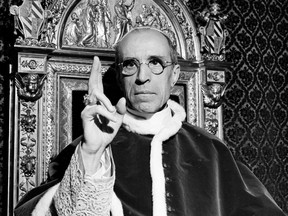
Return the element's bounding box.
[117,29,180,113]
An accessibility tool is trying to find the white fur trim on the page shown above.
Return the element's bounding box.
[32,183,60,216]
[150,137,167,215]
[167,99,186,122]
[150,101,185,215]
[123,104,172,135]
[111,192,124,216]
[123,100,186,215]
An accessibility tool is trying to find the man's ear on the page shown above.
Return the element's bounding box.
[171,64,180,87]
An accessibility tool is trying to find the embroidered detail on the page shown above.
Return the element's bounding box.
[54,147,115,216]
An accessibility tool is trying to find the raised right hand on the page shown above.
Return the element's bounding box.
[81,56,126,174]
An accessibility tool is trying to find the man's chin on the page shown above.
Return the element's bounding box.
[128,101,165,114]
[133,106,157,114]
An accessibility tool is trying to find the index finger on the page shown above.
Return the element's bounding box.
[89,56,103,94]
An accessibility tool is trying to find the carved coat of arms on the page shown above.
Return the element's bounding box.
[198,3,228,60]
[204,19,224,54]
[11,0,45,39]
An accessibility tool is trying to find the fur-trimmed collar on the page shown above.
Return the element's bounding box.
[123,99,186,135]
[122,99,186,216]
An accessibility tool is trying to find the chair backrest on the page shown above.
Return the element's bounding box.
[7,1,230,214]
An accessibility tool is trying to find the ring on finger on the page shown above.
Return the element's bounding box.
[83,94,101,105]
[83,94,94,106]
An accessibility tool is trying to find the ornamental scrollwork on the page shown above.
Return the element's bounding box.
[49,63,92,74]
[18,101,38,199]
[164,0,196,59]
[181,71,197,125]
[20,152,37,177]
[205,118,219,135]
[204,108,219,135]
[20,59,40,70]
[20,109,37,134]
[207,70,225,82]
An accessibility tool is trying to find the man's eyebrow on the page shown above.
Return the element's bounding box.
[121,55,168,61]
[148,55,166,60]
[122,57,137,61]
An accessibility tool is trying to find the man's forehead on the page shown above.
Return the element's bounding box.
[117,28,170,54]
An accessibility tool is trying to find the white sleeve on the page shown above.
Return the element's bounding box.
[53,144,115,216]
[81,144,114,181]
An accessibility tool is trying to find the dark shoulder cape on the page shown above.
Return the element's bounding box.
[14,125,286,216]
[111,123,285,216]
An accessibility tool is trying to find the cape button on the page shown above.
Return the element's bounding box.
[165,176,172,182]
[167,206,175,212]
[166,192,173,198]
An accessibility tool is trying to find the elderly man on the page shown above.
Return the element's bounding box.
[15,27,285,216]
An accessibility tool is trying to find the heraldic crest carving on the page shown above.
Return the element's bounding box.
[198,3,228,61]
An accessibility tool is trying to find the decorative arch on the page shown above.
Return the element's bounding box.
[53,0,201,60]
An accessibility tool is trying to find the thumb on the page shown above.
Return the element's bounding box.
[115,97,126,115]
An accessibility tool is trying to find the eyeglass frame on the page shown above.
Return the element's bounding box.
[117,58,175,76]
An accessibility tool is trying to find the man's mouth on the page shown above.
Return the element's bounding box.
[135,90,155,95]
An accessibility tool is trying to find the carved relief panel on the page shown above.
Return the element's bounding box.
[59,0,196,59]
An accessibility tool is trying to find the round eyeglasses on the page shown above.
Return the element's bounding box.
[118,58,174,76]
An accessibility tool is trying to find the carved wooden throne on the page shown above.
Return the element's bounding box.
[7,0,231,214]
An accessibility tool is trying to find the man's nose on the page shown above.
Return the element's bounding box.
[136,63,151,83]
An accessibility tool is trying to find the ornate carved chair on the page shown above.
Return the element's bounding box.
[7,0,231,214]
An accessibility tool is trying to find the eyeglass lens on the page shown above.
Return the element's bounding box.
[122,58,170,75]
